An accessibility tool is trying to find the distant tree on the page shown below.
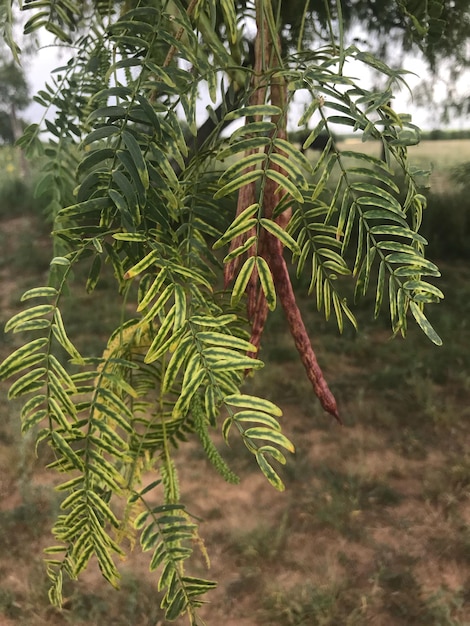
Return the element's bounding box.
[0,60,29,145]
[1,2,444,625]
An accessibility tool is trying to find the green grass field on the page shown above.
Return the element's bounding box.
[0,139,470,625]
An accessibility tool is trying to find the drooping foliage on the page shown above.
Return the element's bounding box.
[1,1,443,623]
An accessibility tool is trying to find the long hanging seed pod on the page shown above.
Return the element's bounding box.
[225,1,340,422]
[266,234,341,423]
[247,3,287,348]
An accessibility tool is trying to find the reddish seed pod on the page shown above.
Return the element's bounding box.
[266,235,341,423]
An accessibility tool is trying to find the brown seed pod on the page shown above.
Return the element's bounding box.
[266,234,341,423]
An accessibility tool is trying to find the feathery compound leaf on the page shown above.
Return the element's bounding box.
[3,3,444,615]
[192,395,239,483]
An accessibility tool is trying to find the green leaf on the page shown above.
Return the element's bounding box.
[145,306,176,363]
[212,218,258,250]
[82,125,120,146]
[410,302,442,345]
[0,338,48,380]
[124,250,160,279]
[161,335,194,394]
[403,280,444,299]
[375,260,386,318]
[258,445,287,465]
[255,451,285,491]
[50,256,71,266]
[77,148,115,176]
[213,204,257,247]
[256,256,276,311]
[141,284,174,325]
[210,355,263,372]
[223,236,257,263]
[50,432,84,471]
[173,368,205,419]
[13,319,52,334]
[386,252,439,274]
[165,589,187,621]
[5,304,55,333]
[265,168,304,203]
[362,209,409,228]
[8,368,46,399]
[268,153,308,189]
[214,169,263,199]
[230,256,256,305]
[244,427,295,453]
[58,197,111,218]
[233,410,281,431]
[122,130,149,190]
[173,285,187,333]
[219,153,266,184]
[224,104,282,121]
[273,137,314,174]
[21,287,59,301]
[219,136,271,159]
[196,331,256,352]
[137,271,168,311]
[52,309,83,363]
[224,394,283,417]
[87,490,120,528]
[117,150,146,207]
[260,218,301,255]
[369,224,427,243]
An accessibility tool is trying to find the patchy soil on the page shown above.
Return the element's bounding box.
[1,212,470,626]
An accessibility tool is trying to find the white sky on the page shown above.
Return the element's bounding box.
[23,33,468,133]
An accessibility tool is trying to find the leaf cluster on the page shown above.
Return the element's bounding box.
[1,1,444,623]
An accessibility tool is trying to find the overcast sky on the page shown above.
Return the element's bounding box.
[23,33,468,133]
